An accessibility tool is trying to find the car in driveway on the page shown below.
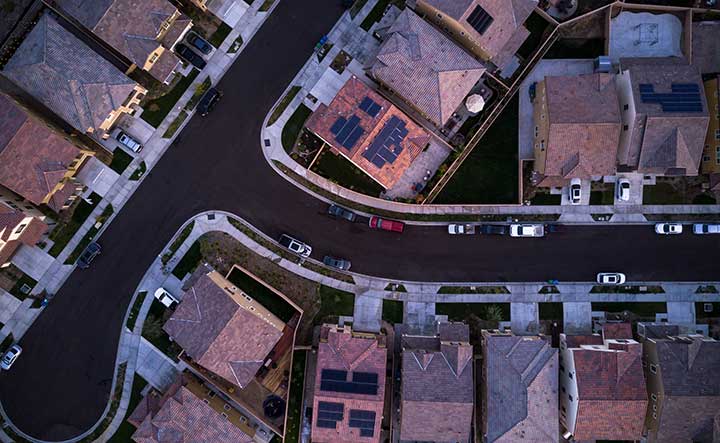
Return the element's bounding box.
[693,223,720,234]
[197,88,221,117]
[569,178,582,205]
[327,204,357,222]
[116,131,142,153]
[479,224,507,235]
[278,234,312,257]
[655,223,682,235]
[323,255,351,271]
[617,178,631,202]
[175,43,207,69]
[154,288,179,307]
[77,242,101,268]
[1,345,22,370]
[597,272,626,285]
[509,224,544,238]
[369,216,404,233]
[185,31,212,55]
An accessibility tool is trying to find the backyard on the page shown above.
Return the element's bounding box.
[109,149,133,174]
[310,149,384,197]
[283,350,307,443]
[382,299,403,324]
[226,266,298,322]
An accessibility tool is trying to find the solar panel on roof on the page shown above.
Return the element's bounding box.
[321,369,347,381]
[362,116,410,169]
[352,372,378,384]
[349,409,376,437]
[359,96,373,112]
[638,83,703,113]
[318,401,344,412]
[350,410,376,420]
[466,5,494,35]
[330,117,347,136]
[367,102,381,117]
[335,115,360,146]
[342,125,365,150]
[316,401,344,429]
[316,419,337,429]
[360,429,374,437]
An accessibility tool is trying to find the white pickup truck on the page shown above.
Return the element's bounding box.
[448,224,475,235]
[509,224,545,238]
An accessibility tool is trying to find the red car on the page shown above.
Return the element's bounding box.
[369,216,404,233]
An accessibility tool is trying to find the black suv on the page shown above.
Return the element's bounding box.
[479,224,507,235]
[175,43,207,69]
[197,88,221,117]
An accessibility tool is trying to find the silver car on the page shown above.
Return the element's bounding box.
[1,345,22,370]
[655,223,682,235]
[597,273,626,285]
[116,131,142,153]
[693,223,720,234]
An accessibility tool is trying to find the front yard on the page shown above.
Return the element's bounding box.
[140,69,200,128]
[643,178,717,205]
[281,104,312,153]
[48,192,102,257]
[310,149,384,197]
[284,350,307,443]
[141,299,182,362]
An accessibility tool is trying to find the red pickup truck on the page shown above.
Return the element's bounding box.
[369,216,405,233]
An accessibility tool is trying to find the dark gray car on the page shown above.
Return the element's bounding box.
[323,255,351,271]
[175,43,207,69]
[479,224,507,235]
[78,243,101,269]
[327,204,357,222]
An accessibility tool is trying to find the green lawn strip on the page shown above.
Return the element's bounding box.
[162,221,195,264]
[129,161,147,181]
[227,217,301,263]
[141,299,181,362]
[268,86,301,127]
[208,22,232,47]
[64,204,114,265]
[109,148,133,174]
[126,291,148,330]
[141,69,199,128]
[310,149,383,197]
[590,285,664,294]
[539,303,563,321]
[692,193,716,204]
[48,192,102,257]
[314,285,355,324]
[591,302,667,317]
[437,286,509,294]
[281,104,312,152]
[284,350,307,443]
[349,0,369,18]
[9,273,37,300]
[435,96,519,204]
[360,0,404,31]
[384,283,407,292]
[589,190,614,205]
[162,110,189,139]
[259,0,274,12]
[227,34,244,53]
[226,267,297,322]
[696,302,720,319]
[0,334,14,353]
[185,76,212,111]
[382,299,403,324]
[530,193,561,205]
[300,260,354,284]
[171,240,203,279]
[106,374,148,443]
[436,303,510,321]
[643,182,685,204]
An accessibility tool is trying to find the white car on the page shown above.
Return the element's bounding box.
[655,223,682,235]
[693,223,720,234]
[617,179,630,202]
[509,224,544,238]
[154,288,179,308]
[597,273,626,285]
[278,234,312,257]
[1,345,22,370]
[569,178,582,205]
[116,131,143,153]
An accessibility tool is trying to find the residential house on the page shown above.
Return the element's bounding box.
[616,59,710,176]
[129,372,256,443]
[311,324,387,443]
[482,330,558,442]
[0,203,47,267]
[191,0,248,26]
[701,75,720,175]
[559,323,648,442]
[48,0,192,84]
[399,322,474,443]
[0,93,94,213]
[533,72,621,188]
[305,76,432,190]
[163,269,285,389]
[2,13,146,144]
[369,8,486,128]
[413,0,538,70]
[637,323,720,443]
[691,21,720,76]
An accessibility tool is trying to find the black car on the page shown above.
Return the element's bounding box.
[77,242,101,269]
[327,204,357,222]
[197,88,221,117]
[185,31,212,55]
[479,224,507,235]
[175,43,206,69]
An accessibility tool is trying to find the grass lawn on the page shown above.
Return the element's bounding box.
[284,350,307,443]
[591,302,667,317]
[590,189,614,205]
[696,302,720,319]
[227,34,244,53]
[0,334,13,353]
[382,299,403,324]
[311,149,384,197]
[48,192,101,257]
[530,192,561,205]
[314,285,355,324]
[349,0,369,18]
[226,267,297,322]
[129,162,147,181]
[162,111,189,139]
[109,149,133,174]
[185,76,212,110]
[643,182,685,204]
[360,0,404,31]
[162,221,195,264]
[106,374,148,443]
[436,303,510,321]
[539,303,563,320]
[171,240,202,279]
[259,0,274,12]
[693,193,717,204]
[64,204,114,265]
[208,22,232,47]
[126,291,148,330]
[268,86,301,126]
[9,273,37,300]
[281,104,312,153]
[435,96,519,204]
[141,69,199,128]
[142,299,181,362]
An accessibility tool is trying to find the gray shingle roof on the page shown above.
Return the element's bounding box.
[52,0,115,28]
[656,337,720,397]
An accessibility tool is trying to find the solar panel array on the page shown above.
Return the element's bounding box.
[316,401,344,429]
[466,5,494,35]
[320,369,379,395]
[330,115,365,151]
[349,409,376,437]
[359,96,382,117]
[362,116,409,168]
[638,83,703,113]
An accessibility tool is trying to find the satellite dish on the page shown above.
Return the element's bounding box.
[465,94,485,113]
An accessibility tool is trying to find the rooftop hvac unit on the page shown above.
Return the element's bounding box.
[595,56,612,73]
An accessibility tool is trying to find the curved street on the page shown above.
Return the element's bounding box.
[1,0,719,440]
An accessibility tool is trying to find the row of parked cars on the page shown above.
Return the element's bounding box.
[655,223,720,235]
[568,178,631,205]
[448,223,549,238]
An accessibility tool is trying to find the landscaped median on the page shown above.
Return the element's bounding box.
[65,204,114,265]
[48,192,102,257]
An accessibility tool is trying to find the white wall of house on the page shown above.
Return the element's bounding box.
[559,336,579,436]
[616,69,638,166]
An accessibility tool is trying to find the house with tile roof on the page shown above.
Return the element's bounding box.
[533,72,621,188]
[305,76,432,190]
[399,322,474,443]
[0,93,94,213]
[163,270,285,389]
[616,59,710,176]
[559,323,648,442]
[0,202,47,267]
[48,0,191,84]
[413,0,538,70]
[482,330,558,443]
[637,325,720,443]
[311,324,387,443]
[369,8,486,128]
[2,13,146,144]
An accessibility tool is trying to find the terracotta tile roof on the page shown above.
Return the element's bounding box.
[311,325,387,443]
[0,204,47,265]
[420,0,537,67]
[400,323,474,442]
[2,13,139,141]
[305,76,431,189]
[163,271,285,389]
[370,9,486,126]
[602,322,633,340]
[482,332,558,443]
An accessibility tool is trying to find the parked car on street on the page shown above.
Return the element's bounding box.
[278,234,312,257]
[197,88,221,117]
[617,178,631,202]
[116,130,142,153]
[569,178,582,205]
[154,288,179,307]
[78,242,101,268]
[655,223,682,235]
[597,272,626,285]
[327,204,357,222]
[448,224,475,234]
[693,223,720,234]
[369,216,404,233]
[175,43,207,69]
[1,345,22,370]
[479,224,507,235]
[185,31,212,55]
[323,256,351,271]
[509,224,544,238]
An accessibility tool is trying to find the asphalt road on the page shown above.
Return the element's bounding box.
[1,0,719,439]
